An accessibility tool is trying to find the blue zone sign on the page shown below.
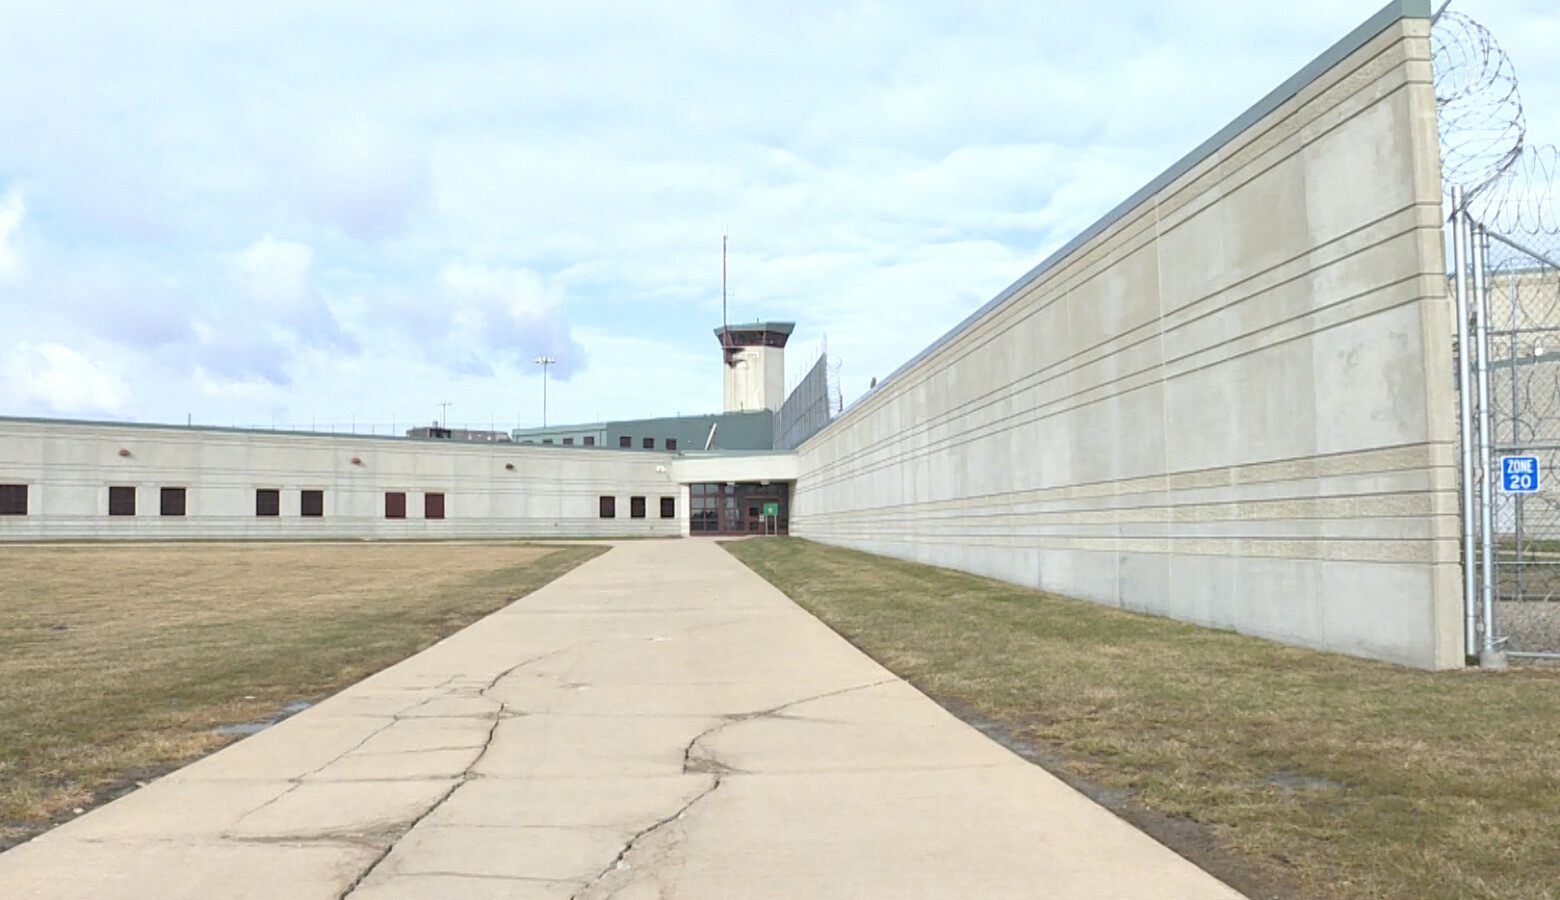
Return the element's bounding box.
[1501,456,1541,493]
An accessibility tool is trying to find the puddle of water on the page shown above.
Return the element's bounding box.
[215,699,314,736]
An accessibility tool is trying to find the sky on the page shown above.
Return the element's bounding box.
[1,1,1557,434]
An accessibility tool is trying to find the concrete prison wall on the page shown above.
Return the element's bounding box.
[0,418,687,540]
[790,1,1463,668]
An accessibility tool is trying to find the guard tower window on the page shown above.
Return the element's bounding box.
[642,437,654,449]
[385,491,407,519]
[301,489,324,517]
[0,484,27,515]
[108,486,136,516]
[256,489,280,517]
[630,496,646,518]
[599,496,616,518]
[659,496,675,518]
[665,438,678,451]
[619,436,632,448]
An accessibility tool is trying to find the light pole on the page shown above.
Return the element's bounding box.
[533,356,556,427]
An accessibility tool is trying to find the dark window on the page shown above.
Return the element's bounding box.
[160,487,187,516]
[619,436,632,448]
[562,437,574,446]
[665,438,678,451]
[642,437,654,449]
[256,489,280,517]
[386,492,407,519]
[599,495,616,518]
[301,489,324,517]
[0,484,26,516]
[542,438,553,445]
[630,496,646,518]
[108,486,136,516]
[425,492,445,519]
[583,436,595,446]
[660,496,675,518]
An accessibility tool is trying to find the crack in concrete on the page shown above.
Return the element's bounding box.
[567,774,721,900]
[680,677,899,775]
[570,677,900,899]
[333,645,582,898]
[221,683,482,834]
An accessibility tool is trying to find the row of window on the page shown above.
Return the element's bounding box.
[105,486,328,517]
[599,495,676,519]
[0,485,682,522]
[0,485,410,519]
[519,436,680,450]
[384,491,444,519]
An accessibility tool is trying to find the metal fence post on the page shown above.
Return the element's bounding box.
[1452,187,1479,660]
[1472,223,1508,667]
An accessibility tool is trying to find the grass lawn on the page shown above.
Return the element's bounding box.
[0,541,604,849]
[724,537,1560,900]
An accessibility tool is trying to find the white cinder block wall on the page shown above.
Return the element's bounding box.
[791,2,1464,669]
[0,419,687,540]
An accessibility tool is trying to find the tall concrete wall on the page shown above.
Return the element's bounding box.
[791,3,1464,668]
[0,418,686,540]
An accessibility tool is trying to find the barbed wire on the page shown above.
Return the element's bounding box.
[1433,9,1557,235]
[1475,143,1560,236]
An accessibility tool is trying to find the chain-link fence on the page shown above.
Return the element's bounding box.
[1479,226,1560,658]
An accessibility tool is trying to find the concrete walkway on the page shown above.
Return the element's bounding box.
[0,540,1245,899]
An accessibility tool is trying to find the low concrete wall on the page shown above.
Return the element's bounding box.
[791,3,1464,668]
[0,418,686,540]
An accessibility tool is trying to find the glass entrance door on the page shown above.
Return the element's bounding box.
[688,483,788,535]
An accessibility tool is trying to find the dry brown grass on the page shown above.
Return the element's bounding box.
[725,538,1560,900]
[0,541,604,848]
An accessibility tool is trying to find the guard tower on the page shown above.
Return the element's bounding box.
[715,321,794,413]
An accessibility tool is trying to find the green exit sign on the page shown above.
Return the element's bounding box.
[763,502,779,517]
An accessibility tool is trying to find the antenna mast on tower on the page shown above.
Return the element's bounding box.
[720,233,739,367]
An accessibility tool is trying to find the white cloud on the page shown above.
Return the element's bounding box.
[432,262,587,379]
[230,235,357,353]
[260,119,431,242]
[233,234,312,303]
[2,342,133,418]
[0,188,22,280]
